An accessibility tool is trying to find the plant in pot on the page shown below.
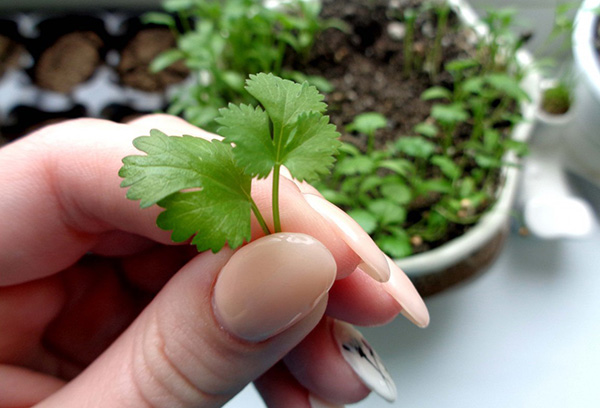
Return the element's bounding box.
[147,0,540,296]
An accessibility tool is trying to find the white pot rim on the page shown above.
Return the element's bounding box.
[573,0,600,100]
[395,0,540,276]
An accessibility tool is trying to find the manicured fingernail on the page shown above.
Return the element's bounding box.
[382,256,430,328]
[213,232,336,342]
[309,394,345,408]
[303,194,390,282]
[333,321,397,402]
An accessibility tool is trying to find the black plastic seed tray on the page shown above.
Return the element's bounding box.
[0,9,187,144]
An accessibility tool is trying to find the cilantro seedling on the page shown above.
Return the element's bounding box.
[119,73,340,252]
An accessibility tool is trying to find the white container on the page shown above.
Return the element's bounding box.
[566,0,600,188]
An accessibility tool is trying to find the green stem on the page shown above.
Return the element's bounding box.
[250,199,272,236]
[403,13,416,77]
[272,164,282,233]
[430,5,449,79]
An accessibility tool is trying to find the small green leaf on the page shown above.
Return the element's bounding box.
[474,153,501,168]
[378,159,414,176]
[368,200,407,226]
[359,175,383,194]
[336,156,376,175]
[461,77,485,95]
[485,74,530,102]
[376,232,413,258]
[348,209,378,235]
[380,183,412,205]
[142,12,176,28]
[421,86,452,101]
[459,177,476,197]
[163,0,195,12]
[431,155,461,180]
[150,49,185,73]
[395,136,436,158]
[431,103,469,125]
[417,179,453,195]
[445,58,480,73]
[413,122,439,138]
[346,112,387,135]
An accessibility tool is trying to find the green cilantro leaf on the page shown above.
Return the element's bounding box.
[120,129,214,208]
[119,129,253,252]
[121,73,340,249]
[244,72,327,130]
[215,103,274,178]
[280,112,340,181]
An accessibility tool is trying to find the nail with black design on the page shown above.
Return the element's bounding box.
[333,320,397,402]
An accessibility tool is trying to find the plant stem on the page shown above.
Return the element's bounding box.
[272,164,282,233]
[430,4,449,79]
[403,10,416,77]
[250,199,272,236]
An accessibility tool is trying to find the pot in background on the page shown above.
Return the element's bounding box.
[395,0,541,297]
[566,0,600,189]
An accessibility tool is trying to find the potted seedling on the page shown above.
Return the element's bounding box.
[307,0,539,295]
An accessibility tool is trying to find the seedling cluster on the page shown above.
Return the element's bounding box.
[145,0,344,130]
[315,3,531,257]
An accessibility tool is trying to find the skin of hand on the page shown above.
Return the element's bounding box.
[0,114,429,408]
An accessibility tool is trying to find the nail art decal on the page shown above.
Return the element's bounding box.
[333,321,397,402]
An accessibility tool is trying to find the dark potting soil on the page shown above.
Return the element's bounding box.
[34,31,104,93]
[0,34,23,77]
[299,0,476,150]
[293,0,507,254]
[117,28,189,92]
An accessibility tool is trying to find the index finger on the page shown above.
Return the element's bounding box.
[0,115,362,286]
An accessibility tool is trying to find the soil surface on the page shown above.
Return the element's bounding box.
[35,31,103,93]
[299,0,475,150]
[293,0,509,254]
[118,28,189,92]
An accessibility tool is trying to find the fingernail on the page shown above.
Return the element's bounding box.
[382,256,430,328]
[333,321,397,402]
[309,394,345,408]
[213,232,336,342]
[303,194,390,282]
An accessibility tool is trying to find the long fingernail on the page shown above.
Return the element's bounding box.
[333,321,397,402]
[382,256,430,328]
[303,194,390,282]
[213,233,336,342]
[309,394,345,408]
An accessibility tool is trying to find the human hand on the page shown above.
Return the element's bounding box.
[0,115,429,408]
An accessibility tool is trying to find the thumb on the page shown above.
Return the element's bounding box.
[39,233,336,408]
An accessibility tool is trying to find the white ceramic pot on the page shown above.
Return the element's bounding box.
[396,0,541,296]
[519,79,596,240]
[565,0,600,189]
